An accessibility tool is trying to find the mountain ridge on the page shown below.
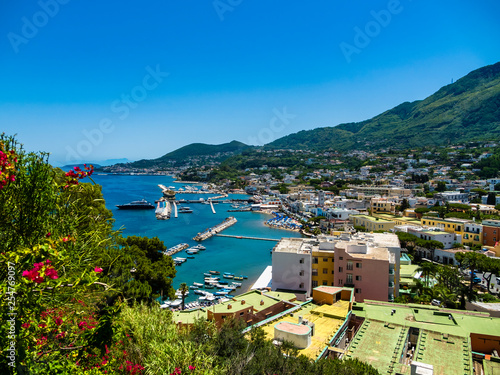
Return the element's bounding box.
[267,61,500,151]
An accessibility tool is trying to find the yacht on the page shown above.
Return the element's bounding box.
[116,199,155,210]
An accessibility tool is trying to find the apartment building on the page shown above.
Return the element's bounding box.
[334,232,401,302]
[371,197,396,214]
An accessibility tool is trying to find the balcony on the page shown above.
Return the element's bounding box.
[388,281,394,288]
[389,268,395,275]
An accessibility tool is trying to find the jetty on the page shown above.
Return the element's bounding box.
[173,201,178,218]
[215,234,279,242]
[209,199,216,214]
[163,243,189,256]
[193,217,237,241]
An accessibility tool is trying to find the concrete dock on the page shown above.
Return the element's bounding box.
[193,217,237,241]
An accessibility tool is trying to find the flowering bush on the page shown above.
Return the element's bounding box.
[0,140,17,189]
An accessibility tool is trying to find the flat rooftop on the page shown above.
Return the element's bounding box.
[211,290,280,314]
[273,238,318,254]
[261,299,350,359]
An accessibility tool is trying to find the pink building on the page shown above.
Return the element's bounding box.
[333,233,400,302]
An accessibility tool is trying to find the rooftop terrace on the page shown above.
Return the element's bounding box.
[260,299,350,359]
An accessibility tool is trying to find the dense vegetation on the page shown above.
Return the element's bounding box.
[267,61,500,151]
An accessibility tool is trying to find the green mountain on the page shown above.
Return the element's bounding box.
[124,140,251,168]
[267,61,500,151]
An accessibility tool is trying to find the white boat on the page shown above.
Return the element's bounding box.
[189,285,199,290]
[160,301,171,309]
[231,282,242,287]
[193,282,204,287]
[170,299,182,308]
[175,289,189,297]
[193,244,206,250]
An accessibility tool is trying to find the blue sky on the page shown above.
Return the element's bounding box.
[1,0,500,166]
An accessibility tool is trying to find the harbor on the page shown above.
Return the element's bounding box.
[193,216,237,241]
[92,174,303,307]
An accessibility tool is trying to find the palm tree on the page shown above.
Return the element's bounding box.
[179,282,189,310]
[417,261,437,288]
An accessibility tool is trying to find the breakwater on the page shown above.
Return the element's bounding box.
[193,217,237,241]
[164,243,189,256]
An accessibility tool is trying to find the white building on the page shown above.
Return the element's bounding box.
[271,238,313,296]
[407,227,455,249]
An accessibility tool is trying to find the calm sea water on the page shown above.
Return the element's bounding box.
[90,174,302,302]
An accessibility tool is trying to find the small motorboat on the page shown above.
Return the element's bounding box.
[193,282,204,287]
[209,270,220,275]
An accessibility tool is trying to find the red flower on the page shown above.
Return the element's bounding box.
[22,269,39,281]
[46,232,51,237]
[21,323,30,329]
[188,365,195,371]
[55,318,63,326]
[94,267,103,273]
[45,268,58,280]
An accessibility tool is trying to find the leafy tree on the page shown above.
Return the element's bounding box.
[435,181,447,192]
[417,261,438,287]
[487,192,497,205]
[495,182,500,191]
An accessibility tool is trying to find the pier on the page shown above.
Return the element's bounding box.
[163,243,189,256]
[193,217,237,241]
[215,234,279,242]
[155,200,171,220]
[209,199,216,214]
[173,201,178,218]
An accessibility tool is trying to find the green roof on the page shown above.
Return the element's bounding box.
[264,291,297,302]
[345,301,500,374]
[211,290,280,314]
[172,308,207,324]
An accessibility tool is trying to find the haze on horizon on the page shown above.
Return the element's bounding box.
[1,0,500,166]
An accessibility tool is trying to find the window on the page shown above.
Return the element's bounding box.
[323,268,328,274]
[323,258,328,262]
[299,258,304,264]
[346,274,353,284]
[299,283,304,289]
[339,256,343,260]
[356,275,362,281]
[356,262,362,269]
[299,270,304,276]
[423,221,426,225]
[240,312,244,316]
[312,280,318,287]
[338,267,343,272]
[312,269,318,276]
[323,281,327,286]
[339,279,343,285]
[347,261,353,270]
[313,257,318,264]
[355,288,361,294]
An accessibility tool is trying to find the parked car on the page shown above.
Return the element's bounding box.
[472,276,481,284]
[431,299,441,306]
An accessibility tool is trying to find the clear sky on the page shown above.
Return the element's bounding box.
[1,0,500,166]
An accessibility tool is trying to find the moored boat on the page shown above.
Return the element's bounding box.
[116,199,155,210]
[209,270,220,275]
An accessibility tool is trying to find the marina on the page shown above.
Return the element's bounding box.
[91,174,303,307]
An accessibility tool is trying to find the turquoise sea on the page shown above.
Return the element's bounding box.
[91,174,303,302]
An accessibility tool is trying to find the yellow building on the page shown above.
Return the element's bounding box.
[311,248,335,288]
[351,214,395,232]
[371,198,396,214]
[420,216,468,236]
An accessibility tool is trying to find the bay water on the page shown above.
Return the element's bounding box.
[91,174,303,302]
